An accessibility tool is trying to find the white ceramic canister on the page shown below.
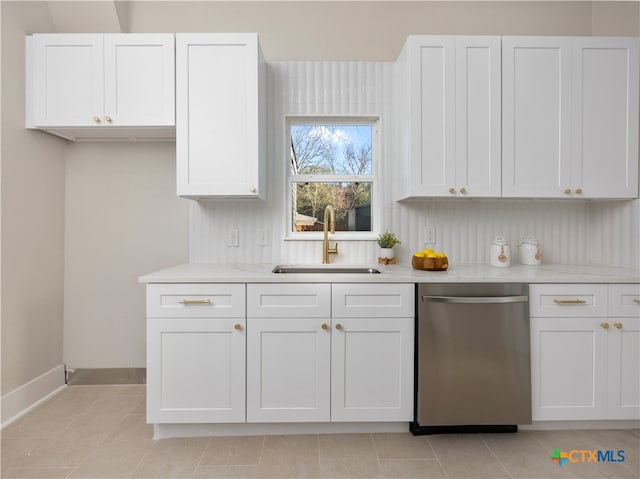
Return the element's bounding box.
[490,236,511,267]
[518,236,542,265]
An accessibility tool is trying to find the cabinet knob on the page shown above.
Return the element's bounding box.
[459,187,467,194]
[449,187,456,194]
[563,188,572,195]
[321,323,328,330]
[234,323,242,331]
[575,188,583,195]
[600,322,610,330]
[105,115,112,123]
[249,186,257,193]
[335,323,343,330]
[634,298,640,304]
[92,116,101,124]
[613,322,623,330]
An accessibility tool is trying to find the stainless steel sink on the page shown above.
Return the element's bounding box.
[272,265,382,274]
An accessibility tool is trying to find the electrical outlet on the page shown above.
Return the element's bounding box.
[257,229,269,246]
[228,229,239,247]
[424,226,436,244]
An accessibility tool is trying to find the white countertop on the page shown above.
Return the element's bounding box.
[139,262,640,284]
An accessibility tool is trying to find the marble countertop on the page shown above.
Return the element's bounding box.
[138,262,640,284]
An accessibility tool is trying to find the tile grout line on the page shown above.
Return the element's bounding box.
[424,436,451,479]
[480,435,515,479]
[193,436,213,476]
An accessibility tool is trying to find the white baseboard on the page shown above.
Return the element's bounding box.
[1,365,66,429]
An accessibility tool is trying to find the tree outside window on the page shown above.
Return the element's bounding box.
[288,121,376,235]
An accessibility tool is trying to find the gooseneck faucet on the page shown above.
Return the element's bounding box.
[322,205,339,264]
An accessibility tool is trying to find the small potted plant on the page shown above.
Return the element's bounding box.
[377,231,401,264]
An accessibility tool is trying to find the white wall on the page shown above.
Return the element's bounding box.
[1,1,66,403]
[2,1,637,375]
[63,142,189,368]
[190,61,638,268]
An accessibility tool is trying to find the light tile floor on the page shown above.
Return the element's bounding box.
[1,385,639,478]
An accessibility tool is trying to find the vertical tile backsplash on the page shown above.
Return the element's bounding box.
[190,61,638,268]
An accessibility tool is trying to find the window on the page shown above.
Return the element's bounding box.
[287,117,379,239]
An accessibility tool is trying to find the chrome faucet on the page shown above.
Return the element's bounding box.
[322,205,339,264]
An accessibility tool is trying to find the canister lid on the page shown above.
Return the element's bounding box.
[492,236,508,245]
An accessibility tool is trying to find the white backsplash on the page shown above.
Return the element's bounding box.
[190,61,639,268]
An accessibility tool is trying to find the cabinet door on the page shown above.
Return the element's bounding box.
[176,33,264,199]
[32,34,103,127]
[531,317,608,420]
[572,38,639,199]
[246,317,330,422]
[607,316,640,419]
[454,36,501,197]
[331,317,414,422]
[407,36,456,197]
[147,318,245,423]
[502,37,573,197]
[103,34,175,127]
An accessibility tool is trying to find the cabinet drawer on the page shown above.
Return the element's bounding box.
[608,284,640,317]
[247,284,331,318]
[147,284,245,318]
[529,284,607,317]
[332,284,414,318]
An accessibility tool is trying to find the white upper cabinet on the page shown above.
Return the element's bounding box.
[573,38,639,199]
[396,35,501,199]
[27,34,175,140]
[502,37,639,199]
[176,33,266,199]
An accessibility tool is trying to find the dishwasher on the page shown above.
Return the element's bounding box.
[412,283,531,435]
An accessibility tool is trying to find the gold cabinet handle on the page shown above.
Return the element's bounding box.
[613,322,623,330]
[178,299,212,305]
[321,323,328,330]
[449,187,456,194]
[553,299,587,305]
[563,188,572,195]
[600,322,610,330]
[575,188,583,195]
[234,323,242,331]
[633,298,640,304]
[335,323,343,330]
[105,115,112,123]
[92,116,101,124]
[459,187,467,194]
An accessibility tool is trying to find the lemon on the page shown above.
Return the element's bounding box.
[436,252,446,258]
[423,248,434,255]
[426,253,437,258]
[414,252,425,258]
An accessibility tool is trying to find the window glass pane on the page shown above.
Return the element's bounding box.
[292,182,372,232]
[290,125,372,175]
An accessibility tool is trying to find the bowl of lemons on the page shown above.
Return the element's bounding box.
[412,248,448,271]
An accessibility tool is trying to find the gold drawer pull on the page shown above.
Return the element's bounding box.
[613,322,623,330]
[178,299,212,305]
[600,322,610,330]
[634,299,640,304]
[321,323,328,330]
[553,299,587,305]
[234,323,242,331]
[335,323,343,330]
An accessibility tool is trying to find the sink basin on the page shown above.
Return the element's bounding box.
[272,265,382,274]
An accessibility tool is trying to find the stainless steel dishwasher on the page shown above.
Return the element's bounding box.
[412,283,531,435]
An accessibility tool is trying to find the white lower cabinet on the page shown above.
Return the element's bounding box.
[146,284,246,423]
[246,283,414,423]
[530,284,639,421]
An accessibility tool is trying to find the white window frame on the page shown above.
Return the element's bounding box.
[285,115,381,241]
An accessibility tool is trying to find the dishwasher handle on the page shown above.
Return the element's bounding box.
[422,295,529,304]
